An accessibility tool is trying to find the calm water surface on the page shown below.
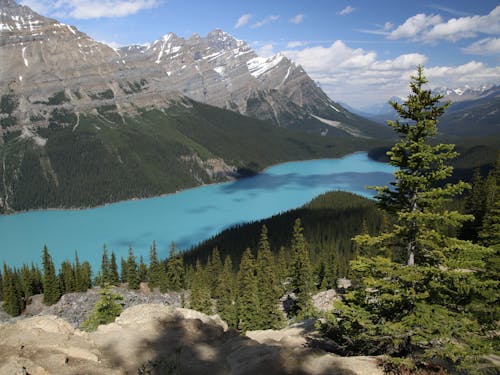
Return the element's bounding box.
[0,152,394,269]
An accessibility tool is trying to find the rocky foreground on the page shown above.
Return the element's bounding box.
[0,292,382,375]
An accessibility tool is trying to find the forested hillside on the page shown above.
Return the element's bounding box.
[0,100,375,213]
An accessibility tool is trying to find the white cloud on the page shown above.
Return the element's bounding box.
[290,14,304,24]
[384,22,394,31]
[388,6,500,43]
[235,13,252,29]
[462,37,500,55]
[257,43,275,58]
[425,6,500,42]
[287,41,307,48]
[338,6,355,16]
[388,13,442,40]
[282,41,500,107]
[251,15,280,29]
[20,0,160,19]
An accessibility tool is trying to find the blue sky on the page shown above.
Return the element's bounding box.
[20,0,500,107]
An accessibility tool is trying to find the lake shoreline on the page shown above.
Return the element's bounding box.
[1,150,373,217]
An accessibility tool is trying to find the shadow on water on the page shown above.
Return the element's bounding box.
[99,313,362,375]
[221,172,392,194]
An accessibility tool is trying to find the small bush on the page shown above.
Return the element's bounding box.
[80,287,123,332]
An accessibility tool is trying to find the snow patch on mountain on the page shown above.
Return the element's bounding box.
[247,54,284,78]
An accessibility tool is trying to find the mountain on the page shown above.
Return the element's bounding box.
[0,0,385,139]
[353,85,500,137]
[0,0,388,213]
[439,85,500,136]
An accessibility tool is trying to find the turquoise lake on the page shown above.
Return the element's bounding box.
[0,152,394,270]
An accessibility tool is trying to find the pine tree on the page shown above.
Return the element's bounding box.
[217,256,237,328]
[236,248,260,332]
[357,66,471,266]
[138,255,148,283]
[207,247,223,297]
[42,246,61,305]
[2,263,22,316]
[166,243,184,291]
[74,252,88,292]
[80,261,92,290]
[256,225,283,329]
[461,168,487,242]
[479,153,499,249]
[148,241,161,289]
[0,267,3,301]
[324,67,495,372]
[126,247,140,290]
[120,257,128,283]
[189,260,211,314]
[80,286,123,332]
[59,260,75,294]
[289,219,314,319]
[276,246,288,291]
[100,245,110,287]
[109,251,120,285]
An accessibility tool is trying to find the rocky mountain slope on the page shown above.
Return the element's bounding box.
[0,0,383,139]
[0,302,383,375]
[0,0,387,213]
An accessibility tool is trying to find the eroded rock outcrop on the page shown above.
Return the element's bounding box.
[0,303,383,375]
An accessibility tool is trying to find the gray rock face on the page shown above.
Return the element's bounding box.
[0,0,376,138]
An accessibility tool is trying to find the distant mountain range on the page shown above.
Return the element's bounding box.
[0,0,386,212]
[353,85,500,137]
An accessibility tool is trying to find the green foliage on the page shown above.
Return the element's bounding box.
[148,242,162,289]
[206,247,223,297]
[80,287,123,332]
[189,260,211,314]
[99,246,110,287]
[217,256,237,328]
[2,263,23,316]
[47,91,70,106]
[89,89,115,100]
[324,67,497,372]
[289,219,314,319]
[126,247,140,290]
[256,225,283,329]
[0,94,18,114]
[236,248,260,332]
[49,108,77,128]
[59,260,75,294]
[42,246,61,305]
[109,251,120,286]
[166,243,184,291]
[358,66,470,266]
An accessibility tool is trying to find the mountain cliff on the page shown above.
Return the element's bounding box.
[0,0,385,212]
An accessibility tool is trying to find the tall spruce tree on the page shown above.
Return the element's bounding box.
[189,260,212,314]
[126,247,140,290]
[324,66,496,372]
[207,247,223,298]
[2,263,22,316]
[109,251,120,285]
[42,246,61,305]
[166,243,184,291]
[256,225,283,329]
[236,248,260,332]
[217,256,237,328]
[148,241,162,289]
[59,260,75,294]
[289,219,314,319]
[357,66,470,266]
[99,245,111,287]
